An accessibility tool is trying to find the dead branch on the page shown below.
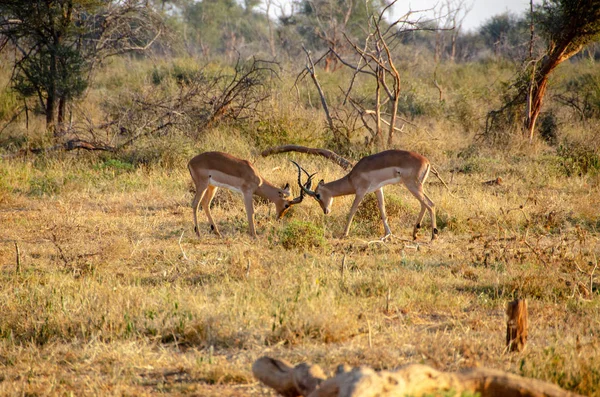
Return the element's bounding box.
[430,166,456,197]
[302,46,335,131]
[14,241,21,274]
[261,145,354,170]
[253,356,580,397]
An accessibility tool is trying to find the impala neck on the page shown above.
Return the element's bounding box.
[255,180,280,203]
[325,175,354,197]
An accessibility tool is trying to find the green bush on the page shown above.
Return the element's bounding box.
[355,193,407,223]
[279,220,327,251]
[29,175,61,196]
[557,139,600,176]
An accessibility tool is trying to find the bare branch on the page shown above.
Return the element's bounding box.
[261,145,354,170]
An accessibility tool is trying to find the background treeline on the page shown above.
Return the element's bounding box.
[0,0,599,170]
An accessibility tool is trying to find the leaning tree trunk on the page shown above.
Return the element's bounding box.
[526,40,583,142]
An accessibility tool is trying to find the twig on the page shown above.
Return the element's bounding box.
[302,46,335,131]
[178,230,188,260]
[14,241,21,274]
[522,239,547,267]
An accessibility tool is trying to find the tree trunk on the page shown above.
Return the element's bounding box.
[46,91,57,134]
[57,96,67,136]
[525,41,582,141]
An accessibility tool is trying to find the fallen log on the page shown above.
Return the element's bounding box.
[253,356,581,397]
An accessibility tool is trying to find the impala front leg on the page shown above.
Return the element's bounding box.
[406,181,437,241]
[192,182,208,238]
[243,193,257,238]
[202,185,222,237]
[342,191,366,237]
[375,188,392,237]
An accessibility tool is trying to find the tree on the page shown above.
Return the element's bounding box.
[524,0,600,140]
[478,12,530,59]
[0,0,162,136]
[183,0,270,58]
[486,0,600,143]
[292,0,385,71]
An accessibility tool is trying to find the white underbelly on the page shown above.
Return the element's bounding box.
[209,177,243,193]
[366,175,402,193]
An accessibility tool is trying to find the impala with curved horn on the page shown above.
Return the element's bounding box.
[188,152,306,238]
[293,150,438,240]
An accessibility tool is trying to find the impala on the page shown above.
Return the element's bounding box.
[188,151,306,238]
[293,149,438,240]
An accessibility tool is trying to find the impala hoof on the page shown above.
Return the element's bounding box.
[433,228,439,235]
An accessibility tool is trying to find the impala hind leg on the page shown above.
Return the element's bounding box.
[375,188,392,238]
[191,181,209,237]
[201,185,221,237]
[243,193,257,238]
[342,191,366,237]
[406,181,437,241]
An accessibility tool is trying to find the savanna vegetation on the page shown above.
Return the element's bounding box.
[0,0,599,395]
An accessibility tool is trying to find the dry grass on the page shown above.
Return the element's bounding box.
[0,144,599,396]
[0,56,599,395]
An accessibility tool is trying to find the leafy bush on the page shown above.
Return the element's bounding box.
[279,220,327,250]
[355,193,407,223]
[557,139,600,176]
[539,112,558,146]
[29,175,61,196]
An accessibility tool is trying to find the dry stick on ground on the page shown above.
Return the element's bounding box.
[505,299,528,353]
[253,356,582,397]
[14,241,21,274]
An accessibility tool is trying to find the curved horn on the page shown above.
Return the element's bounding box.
[291,160,317,198]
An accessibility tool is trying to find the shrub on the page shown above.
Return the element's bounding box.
[279,220,327,250]
[539,112,558,146]
[557,138,600,176]
[355,193,407,223]
[29,175,61,196]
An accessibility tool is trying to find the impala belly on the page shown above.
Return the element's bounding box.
[207,170,255,194]
[363,167,402,193]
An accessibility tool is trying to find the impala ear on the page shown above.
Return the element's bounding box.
[283,183,290,190]
[318,179,325,186]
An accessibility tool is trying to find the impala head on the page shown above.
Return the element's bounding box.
[275,182,307,219]
[291,161,332,215]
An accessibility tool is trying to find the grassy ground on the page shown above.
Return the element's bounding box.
[0,144,599,395]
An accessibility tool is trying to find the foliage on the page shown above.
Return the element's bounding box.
[535,0,600,55]
[557,135,600,176]
[0,0,163,132]
[183,0,270,57]
[478,12,530,60]
[279,220,327,250]
[555,71,600,120]
[483,0,600,143]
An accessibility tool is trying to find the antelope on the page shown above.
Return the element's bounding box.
[293,149,438,240]
[188,151,306,238]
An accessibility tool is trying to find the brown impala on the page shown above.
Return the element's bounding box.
[293,149,438,240]
[188,151,307,238]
